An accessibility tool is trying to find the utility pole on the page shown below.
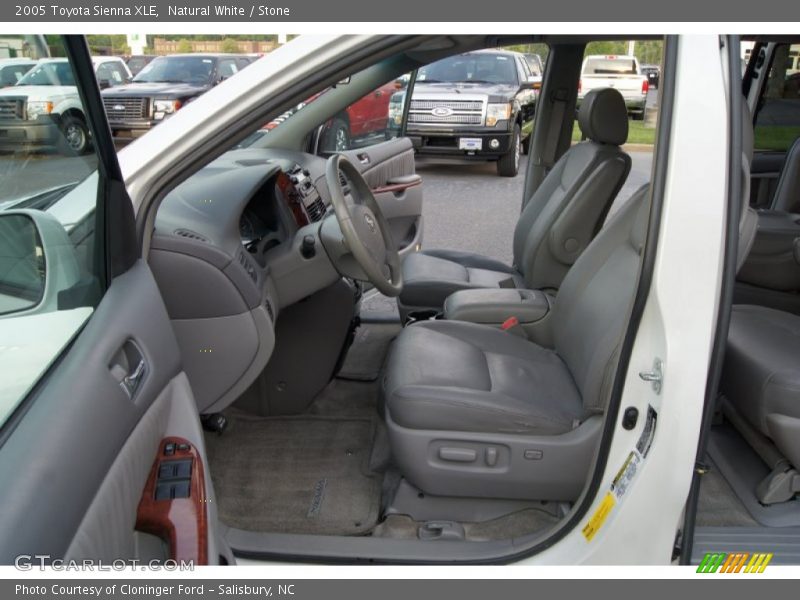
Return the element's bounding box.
[628,40,636,58]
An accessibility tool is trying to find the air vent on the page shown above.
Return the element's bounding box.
[174,229,208,243]
[264,297,275,322]
[238,250,258,284]
[339,171,348,188]
[306,197,326,222]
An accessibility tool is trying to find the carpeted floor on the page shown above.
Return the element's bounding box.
[305,378,380,419]
[337,321,401,382]
[695,458,758,527]
[205,411,383,535]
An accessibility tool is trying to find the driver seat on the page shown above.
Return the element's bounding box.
[397,87,632,319]
[383,184,650,500]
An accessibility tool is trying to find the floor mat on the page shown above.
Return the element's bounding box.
[305,378,379,419]
[205,412,382,535]
[337,321,401,381]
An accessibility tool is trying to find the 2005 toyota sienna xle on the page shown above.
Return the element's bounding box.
[0,33,798,567]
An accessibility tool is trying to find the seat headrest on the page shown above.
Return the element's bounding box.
[578,87,629,146]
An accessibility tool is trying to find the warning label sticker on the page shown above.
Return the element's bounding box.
[582,405,659,542]
[582,492,616,541]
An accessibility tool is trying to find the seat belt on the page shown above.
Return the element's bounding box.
[524,87,568,214]
[542,87,569,170]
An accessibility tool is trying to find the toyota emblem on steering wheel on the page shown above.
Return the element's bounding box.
[364,213,377,234]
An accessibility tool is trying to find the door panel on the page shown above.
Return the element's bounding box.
[0,263,218,562]
[0,36,218,566]
[65,371,223,564]
[341,137,424,257]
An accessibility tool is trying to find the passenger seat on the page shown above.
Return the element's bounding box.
[721,124,800,504]
[721,305,800,503]
[736,135,800,313]
[397,87,632,319]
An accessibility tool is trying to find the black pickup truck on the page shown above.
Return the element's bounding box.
[101,53,254,140]
[390,49,539,177]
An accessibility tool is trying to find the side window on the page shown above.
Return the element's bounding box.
[237,58,252,70]
[13,65,32,83]
[0,36,108,424]
[95,61,127,87]
[318,75,409,153]
[218,59,239,81]
[94,62,114,86]
[0,67,13,87]
[754,44,800,151]
[107,61,128,85]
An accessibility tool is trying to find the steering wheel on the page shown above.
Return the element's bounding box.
[325,154,403,297]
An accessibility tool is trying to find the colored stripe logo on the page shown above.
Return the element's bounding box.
[696,552,773,573]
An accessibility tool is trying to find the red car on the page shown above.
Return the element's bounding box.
[261,80,400,151]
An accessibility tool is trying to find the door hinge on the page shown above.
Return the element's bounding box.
[639,358,664,394]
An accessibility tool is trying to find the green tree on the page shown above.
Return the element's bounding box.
[176,39,193,54]
[504,43,550,64]
[220,38,240,53]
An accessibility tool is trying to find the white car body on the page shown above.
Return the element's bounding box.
[0,56,131,152]
[579,54,649,116]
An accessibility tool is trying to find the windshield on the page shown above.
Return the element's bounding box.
[583,57,637,75]
[418,53,518,85]
[133,56,215,84]
[17,62,75,86]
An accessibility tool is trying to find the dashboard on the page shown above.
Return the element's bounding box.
[144,135,419,417]
[148,147,345,414]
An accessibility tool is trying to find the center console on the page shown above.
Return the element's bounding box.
[442,288,554,346]
[277,163,327,227]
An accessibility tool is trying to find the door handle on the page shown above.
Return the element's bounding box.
[110,339,147,400]
[122,359,146,398]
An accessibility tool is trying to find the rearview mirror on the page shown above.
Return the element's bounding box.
[0,210,81,318]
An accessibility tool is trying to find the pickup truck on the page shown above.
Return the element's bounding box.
[390,49,538,177]
[0,56,131,154]
[578,54,649,119]
[101,53,254,140]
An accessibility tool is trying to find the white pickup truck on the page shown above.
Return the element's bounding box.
[578,54,649,119]
[0,56,131,155]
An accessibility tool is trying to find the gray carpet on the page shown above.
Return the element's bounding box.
[372,509,560,541]
[337,322,401,381]
[205,411,382,535]
[696,459,758,527]
[305,378,380,419]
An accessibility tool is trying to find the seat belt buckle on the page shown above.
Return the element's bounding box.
[501,316,520,331]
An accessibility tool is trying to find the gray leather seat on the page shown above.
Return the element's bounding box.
[384,184,650,501]
[772,135,800,214]
[720,108,800,503]
[398,87,632,318]
[722,305,800,474]
[737,135,800,303]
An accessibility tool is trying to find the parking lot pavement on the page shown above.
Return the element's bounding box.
[362,149,653,318]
